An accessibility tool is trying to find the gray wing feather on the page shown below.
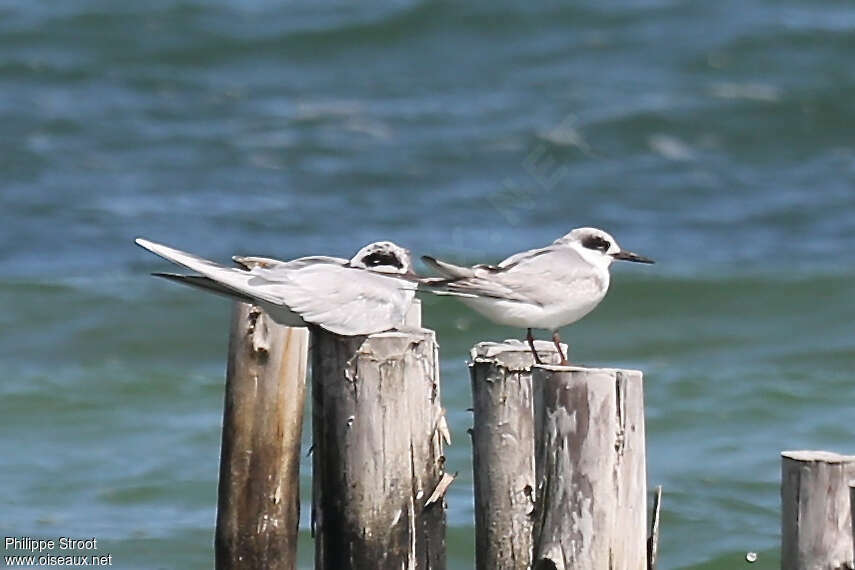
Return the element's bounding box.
[425,275,534,303]
[422,245,599,306]
[260,263,417,335]
[421,255,523,300]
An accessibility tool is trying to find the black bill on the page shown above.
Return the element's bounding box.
[611,250,655,264]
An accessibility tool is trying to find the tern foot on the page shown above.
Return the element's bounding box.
[552,331,569,366]
[526,328,543,365]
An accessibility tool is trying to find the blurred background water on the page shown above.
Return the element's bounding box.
[1,0,854,568]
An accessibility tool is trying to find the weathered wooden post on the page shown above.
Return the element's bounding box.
[849,479,855,567]
[311,302,447,570]
[215,302,310,570]
[468,340,564,570]
[850,481,855,560]
[781,450,855,570]
[532,366,647,569]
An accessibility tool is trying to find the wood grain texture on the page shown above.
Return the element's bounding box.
[532,366,647,570]
[311,326,446,570]
[781,450,855,570]
[215,302,309,570]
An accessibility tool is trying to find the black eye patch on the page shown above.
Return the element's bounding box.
[361,251,403,269]
[581,235,611,252]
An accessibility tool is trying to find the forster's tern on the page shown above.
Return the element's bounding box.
[135,238,418,336]
[420,227,654,364]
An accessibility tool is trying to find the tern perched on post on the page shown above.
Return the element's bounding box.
[420,227,654,365]
[135,238,419,336]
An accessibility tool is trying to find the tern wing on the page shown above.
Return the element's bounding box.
[421,242,563,302]
[135,238,285,305]
[422,246,603,306]
[489,246,607,306]
[137,238,415,336]
[422,274,535,303]
[258,263,417,335]
[423,243,555,280]
[421,253,536,302]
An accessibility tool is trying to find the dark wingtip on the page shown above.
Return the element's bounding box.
[151,272,187,281]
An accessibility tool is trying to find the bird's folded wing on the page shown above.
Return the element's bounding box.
[259,263,415,335]
[423,245,599,306]
[497,246,607,305]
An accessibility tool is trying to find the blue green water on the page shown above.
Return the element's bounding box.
[2,1,855,568]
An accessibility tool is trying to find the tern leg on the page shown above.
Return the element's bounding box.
[552,331,569,366]
[526,328,543,365]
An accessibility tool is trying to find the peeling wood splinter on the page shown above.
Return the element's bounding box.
[648,485,662,570]
[425,472,458,507]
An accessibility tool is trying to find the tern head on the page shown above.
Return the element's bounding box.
[558,227,655,267]
[349,241,414,275]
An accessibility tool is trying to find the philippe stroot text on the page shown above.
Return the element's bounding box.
[4,537,112,566]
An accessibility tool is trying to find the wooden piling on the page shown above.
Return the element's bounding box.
[532,366,647,570]
[311,317,447,570]
[851,481,855,561]
[781,450,855,570]
[468,340,564,570]
[215,302,309,570]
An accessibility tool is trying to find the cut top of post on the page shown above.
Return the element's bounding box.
[348,329,436,360]
[470,339,567,370]
[782,450,855,464]
[535,364,644,375]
